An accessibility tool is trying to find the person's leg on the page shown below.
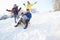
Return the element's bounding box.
[14,14,18,23]
[16,14,19,19]
[14,15,17,23]
[15,18,22,27]
[15,21,19,27]
[24,19,29,29]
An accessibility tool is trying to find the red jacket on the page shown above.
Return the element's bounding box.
[10,8,19,13]
[7,7,21,14]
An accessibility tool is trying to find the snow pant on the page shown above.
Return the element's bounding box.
[24,19,29,29]
[14,14,18,23]
[15,18,30,29]
[15,18,25,27]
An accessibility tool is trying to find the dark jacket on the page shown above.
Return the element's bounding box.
[25,12,32,20]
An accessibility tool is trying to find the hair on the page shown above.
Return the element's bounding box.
[21,12,24,15]
[26,9,29,11]
[14,4,16,5]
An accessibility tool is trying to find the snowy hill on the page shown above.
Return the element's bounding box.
[0,11,60,40]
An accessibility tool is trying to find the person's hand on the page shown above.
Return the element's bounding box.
[20,7,21,9]
[34,1,37,4]
[6,9,8,11]
[6,9,10,12]
[23,3,25,6]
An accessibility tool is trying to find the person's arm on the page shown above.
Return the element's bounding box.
[6,9,11,12]
[31,1,37,6]
[18,7,21,12]
[9,8,14,13]
[6,8,14,12]
[23,3,26,7]
[23,3,25,6]
[6,9,14,14]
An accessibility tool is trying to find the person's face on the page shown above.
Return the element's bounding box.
[21,14,24,16]
[27,10,30,13]
[26,9,30,12]
[14,4,16,7]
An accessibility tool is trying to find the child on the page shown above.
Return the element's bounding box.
[15,9,32,29]
[24,9,32,29]
[15,12,29,28]
[6,4,21,23]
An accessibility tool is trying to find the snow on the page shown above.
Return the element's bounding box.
[0,11,60,40]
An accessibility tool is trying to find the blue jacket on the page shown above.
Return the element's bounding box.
[25,12,32,20]
[13,6,18,15]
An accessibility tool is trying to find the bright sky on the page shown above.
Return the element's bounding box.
[0,0,54,15]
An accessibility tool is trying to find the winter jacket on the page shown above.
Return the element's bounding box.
[25,12,32,20]
[10,6,20,14]
[24,4,34,10]
[21,15,28,24]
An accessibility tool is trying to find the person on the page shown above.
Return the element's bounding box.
[15,9,32,29]
[15,12,29,28]
[24,9,32,29]
[23,1,37,11]
[6,4,21,23]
